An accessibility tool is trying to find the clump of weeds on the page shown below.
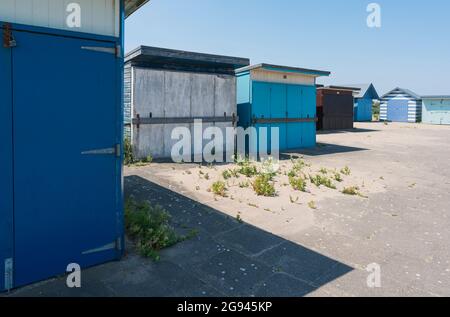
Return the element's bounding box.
[289,175,307,192]
[342,186,368,198]
[125,197,190,261]
[211,181,227,197]
[309,174,336,189]
[308,201,317,210]
[238,162,258,178]
[334,172,343,182]
[341,166,351,176]
[252,175,276,197]
[222,170,232,180]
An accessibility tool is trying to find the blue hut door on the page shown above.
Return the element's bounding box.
[253,82,271,155]
[301,86,317,148]
[11,29,120,287]
[387,99,409,122]
[286,85,303,149]
[0,28,14,292]
[270,83,287,151]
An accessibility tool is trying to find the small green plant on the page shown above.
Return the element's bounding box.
[342,186,367,198]
[238,162,258,178]
[124,137,134,166]
[211,181,227,197]
[125,197,186,261]
[291,158,308,172]
[252,175,276,197]
[142,155,153,164]
[319,168,328,174]
[236,212,244,224]
[289,176,307,192]
[309,174,336,189]
[341,166,351,176]
[334,172,343,182]
[222,170,232,180]
[308,201,317,210]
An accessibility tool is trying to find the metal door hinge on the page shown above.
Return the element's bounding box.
[4,258,13,291]
[81,144,121,157]
[3,24,16,48]
[81,44,122,58]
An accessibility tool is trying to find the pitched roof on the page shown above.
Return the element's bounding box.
[381,87,421,100]
[236,63,331,77]
[341,84,380,99]
[422,95,450,100]
[125,46,250,75]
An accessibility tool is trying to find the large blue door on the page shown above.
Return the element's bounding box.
[387,99,409,122]
[253,82,271,155]
[286,85,302,149]
[270,83,287,151]
[301,86,317,148]
[12,29,121,287]
[0,27,14,292]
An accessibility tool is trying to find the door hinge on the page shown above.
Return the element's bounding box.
[81,45,122,58]
[4,258,13,291]
[3,23,16,48]
[81,144,121,157]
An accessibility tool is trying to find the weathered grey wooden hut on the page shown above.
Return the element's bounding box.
[124,46,249,160]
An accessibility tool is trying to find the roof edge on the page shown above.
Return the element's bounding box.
[236,63,331,77]
[125,45,250,67]
[422,95,450,100]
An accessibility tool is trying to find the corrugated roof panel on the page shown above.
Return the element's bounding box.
[125,46,250,75]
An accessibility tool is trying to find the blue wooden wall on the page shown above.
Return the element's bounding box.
[237,74,317,152]
[422,99,450,125]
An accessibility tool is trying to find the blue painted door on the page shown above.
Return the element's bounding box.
[12,30,120,287]
[270,83,287,152]
[301,86,317,148]
[253,82,271,155]
[355,99,372,121]
[286,85,302,149]
[0,30,14,292]
[387,99,409,122]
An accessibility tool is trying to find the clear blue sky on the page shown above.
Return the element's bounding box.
[125,0,450,95]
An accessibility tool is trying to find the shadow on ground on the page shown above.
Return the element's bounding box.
[317,127,381,135]
[7,175,352,297]
[122,175,353,297]
[281,143,368,158]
